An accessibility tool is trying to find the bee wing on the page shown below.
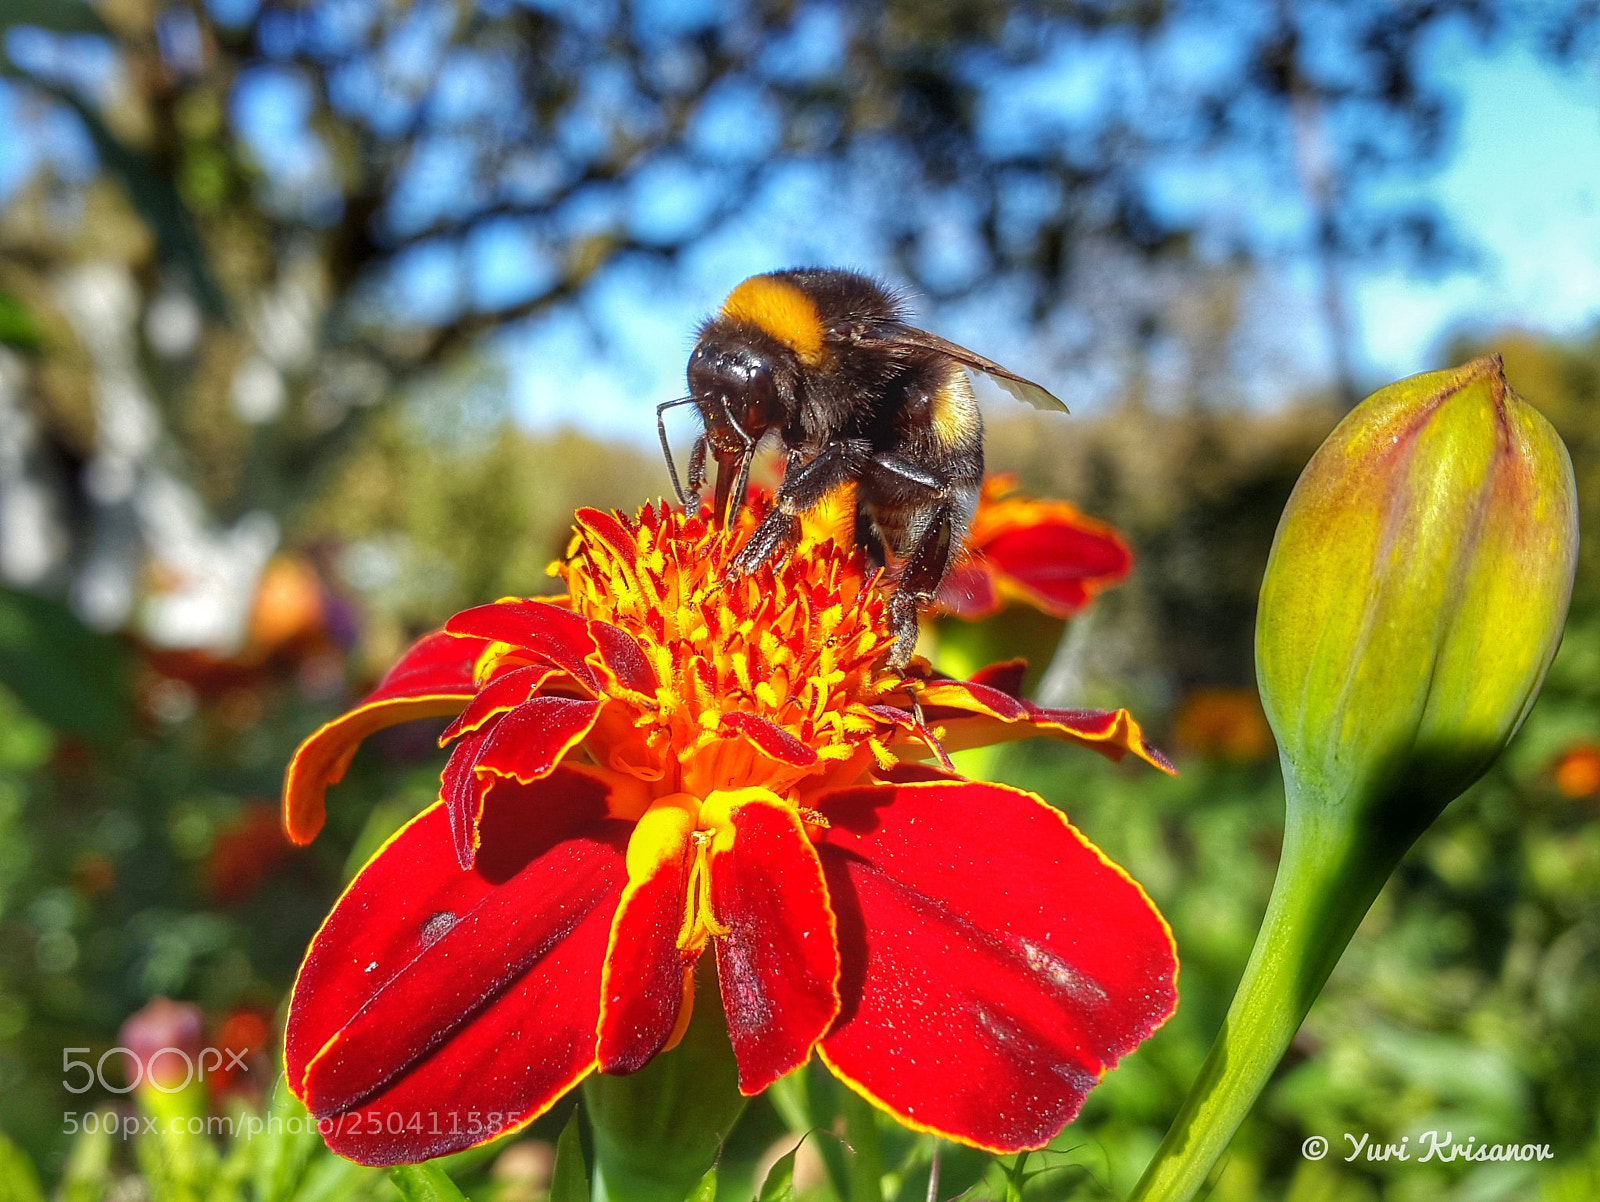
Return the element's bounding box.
[863,322,1069,413]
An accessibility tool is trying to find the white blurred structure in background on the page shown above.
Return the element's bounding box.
[0,262,282,654]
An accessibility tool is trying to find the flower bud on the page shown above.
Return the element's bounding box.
[1257,355,1577,832]
[1132,358,1577,1202]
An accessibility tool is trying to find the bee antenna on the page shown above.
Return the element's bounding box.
[656,396,697,509]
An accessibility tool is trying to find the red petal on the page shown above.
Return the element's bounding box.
[1023,704,1176,774]
[720,712,820,767]
[921,679,1027,723]
[439,664,559,745]
[592,622,658,696]
[286,768,628,1165]
[596,798,697,1075]
[476,696,604,782]
[575,508,640,572]
[710,794,840,1094]
[814,781,1176,1153]
[968,659,1027,699]
[935,562,1002,619]
[875,761,958,785]
[283,631,486,845]
[865,704,916,732]
[445,697,604,869]
[910,680,1175,774]
[445,600,600,692]
[368,630,490,699]
[440,729,491,869]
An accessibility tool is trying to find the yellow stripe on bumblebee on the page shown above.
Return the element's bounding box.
[721,275,827,365]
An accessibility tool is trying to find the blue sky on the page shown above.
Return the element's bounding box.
[1354,36,1600,371]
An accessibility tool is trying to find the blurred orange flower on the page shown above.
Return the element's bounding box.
[1172,687,1275,763]
[248,555,328,652]
[212,1008,273,1100]
[1553,743,1600,798]
[138,552,353,721]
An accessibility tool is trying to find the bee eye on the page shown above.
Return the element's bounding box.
[747,363,774,402]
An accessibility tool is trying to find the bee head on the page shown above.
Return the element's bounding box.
[687,272,835,451]
[687,324,788,453]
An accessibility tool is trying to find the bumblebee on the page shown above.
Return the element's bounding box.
[658,267,1066,667]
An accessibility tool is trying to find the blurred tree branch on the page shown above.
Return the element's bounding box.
[0,0,1593,635]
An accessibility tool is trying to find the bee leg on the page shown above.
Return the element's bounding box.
[886,504,956,670]
[854,501,887,571]
[731,511,802,577]
[730,439,867,577]
[686,434,710,497]
[861,455,979,670]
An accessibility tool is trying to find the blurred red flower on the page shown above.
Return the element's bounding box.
[205,804,297,905]
[937,474,1132,620]
[118,998,204,1091]
[212,1008,273,1100]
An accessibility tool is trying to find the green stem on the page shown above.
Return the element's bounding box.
[1127,794,1407,1202]
[585,963,747,1202]
[839,1087,884,1202]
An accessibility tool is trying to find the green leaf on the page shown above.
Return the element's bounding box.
[388,1162,469,1202]
[58,1118,113,1202]
[0,1132,44,1202]
[550,1107,590,1202]
[289,1154,384,1202]
[133,1083,220,1202]
[0,587,131,744]
[0,292,40,352]
[685,1167,717,1202]
[202,1119,255,1202]
[251,1081,324,1202]
[757,1141,800,1202]
[763,1071,811,1136]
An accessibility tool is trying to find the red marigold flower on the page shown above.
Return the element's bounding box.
[281,500,1177,1165]
[937,474,1132,620]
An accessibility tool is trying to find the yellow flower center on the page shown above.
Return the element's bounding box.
[557,501,905,802]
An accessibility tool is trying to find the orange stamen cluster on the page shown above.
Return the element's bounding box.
[558,501,906,801]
